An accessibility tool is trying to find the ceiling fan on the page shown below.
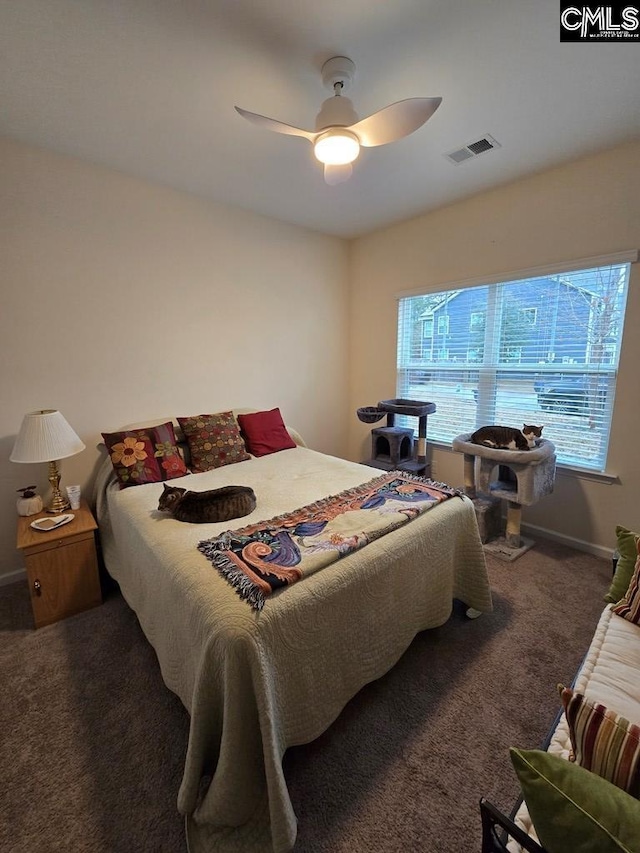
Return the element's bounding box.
[235,56,442,186]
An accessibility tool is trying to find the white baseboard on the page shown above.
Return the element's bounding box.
[0,568,26,587]
[519,520,614,561]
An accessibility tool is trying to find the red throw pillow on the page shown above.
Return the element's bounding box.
[237,409,296,457]
[102,421,188,488]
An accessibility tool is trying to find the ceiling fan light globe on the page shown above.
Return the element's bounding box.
[314,130,360,165]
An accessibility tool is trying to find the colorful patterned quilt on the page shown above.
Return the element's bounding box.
[198,471,460,610]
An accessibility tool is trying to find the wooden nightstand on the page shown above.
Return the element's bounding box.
[16,501,102,629]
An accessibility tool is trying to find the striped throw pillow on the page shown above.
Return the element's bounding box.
[559,685,640,798]
[612,538,640,624]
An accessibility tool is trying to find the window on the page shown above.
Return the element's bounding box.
[437,315,450,335]
[470,311,485,333]
[396,260,632,471]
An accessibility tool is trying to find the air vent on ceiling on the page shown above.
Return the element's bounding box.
[445,135,501,165]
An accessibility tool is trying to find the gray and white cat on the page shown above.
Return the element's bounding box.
[157,483,256,523]
[471,424,543,451]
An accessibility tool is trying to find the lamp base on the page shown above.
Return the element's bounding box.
[46,496,71,513]
[46,460,71,513]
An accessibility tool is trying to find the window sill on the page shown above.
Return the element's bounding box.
[555,465,618,485]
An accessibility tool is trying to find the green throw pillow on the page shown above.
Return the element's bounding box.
[606,526,640,604]
[510,747,640,853]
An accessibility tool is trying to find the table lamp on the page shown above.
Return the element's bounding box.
[10,410,85,513]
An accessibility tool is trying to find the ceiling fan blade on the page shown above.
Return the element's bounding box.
[324,163,353,186]
[350,97,442,148]
[235,107,316,142]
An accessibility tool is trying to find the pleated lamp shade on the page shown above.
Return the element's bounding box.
[10,410,85,463]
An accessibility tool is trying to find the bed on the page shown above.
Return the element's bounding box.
[94,415,492,853]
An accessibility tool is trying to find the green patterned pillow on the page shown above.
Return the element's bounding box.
[177,412,250,473]
[606,526,640,604]
[560,685,640,797]
[613,540,640,625]
[510,747,640,853]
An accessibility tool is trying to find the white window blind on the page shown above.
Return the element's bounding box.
[396,261,631,471]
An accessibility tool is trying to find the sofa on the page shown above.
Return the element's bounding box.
[480,525,640,853]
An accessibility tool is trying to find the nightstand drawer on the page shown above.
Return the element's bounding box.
[26,537,102,628]
[21,529,95,558]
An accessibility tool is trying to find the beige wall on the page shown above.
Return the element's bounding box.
[348,140,640,555]
[2,136,639,583]
[0,136,349,580]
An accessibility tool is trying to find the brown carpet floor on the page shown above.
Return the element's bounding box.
[0,538,611,853]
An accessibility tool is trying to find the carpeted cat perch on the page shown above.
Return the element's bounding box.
[452,434,556,561]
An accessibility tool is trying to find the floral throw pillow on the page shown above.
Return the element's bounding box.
[102,421,188,489]
[177,412,250,473]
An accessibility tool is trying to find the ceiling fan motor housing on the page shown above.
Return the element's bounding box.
[315,95,359,131]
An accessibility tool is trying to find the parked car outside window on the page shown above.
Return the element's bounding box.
[533,374,607,415]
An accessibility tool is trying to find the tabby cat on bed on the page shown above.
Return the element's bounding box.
[157,483,256,523]
[471,424,543,451]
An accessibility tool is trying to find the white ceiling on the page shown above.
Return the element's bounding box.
[1,0,639,238]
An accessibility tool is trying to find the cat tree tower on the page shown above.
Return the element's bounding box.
[452,432,557,559]
[357,399,436,477]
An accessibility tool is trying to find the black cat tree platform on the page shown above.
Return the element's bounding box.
[357,399,436,477]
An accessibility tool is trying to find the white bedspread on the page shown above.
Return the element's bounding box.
[95,445,492,852]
